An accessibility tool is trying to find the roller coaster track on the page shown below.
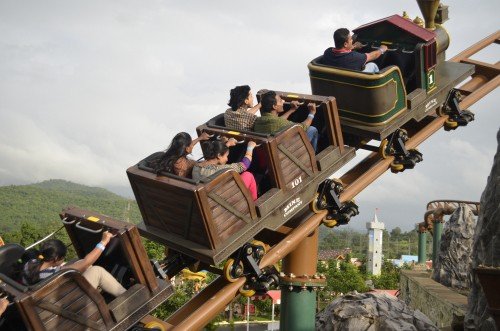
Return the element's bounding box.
[143,31,500,330]
[426,200,480,215]
[417,199,480,234]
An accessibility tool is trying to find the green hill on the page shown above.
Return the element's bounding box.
[0,179,142,238]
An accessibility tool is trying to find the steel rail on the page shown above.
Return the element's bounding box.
[167,211,326,330]
[427,200,480,212]
[449,30,500,63]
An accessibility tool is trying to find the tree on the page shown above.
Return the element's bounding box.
[371,259,401,289]
[390,227,402,238]
[325,260,368,295]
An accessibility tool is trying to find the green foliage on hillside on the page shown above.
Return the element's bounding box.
[0,180,142,241]
[320,226,426,260]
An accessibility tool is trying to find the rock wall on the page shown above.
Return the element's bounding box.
[432,204,476,290]
[400,270,468,329]
[316,291,438,331]
[465,129,500,330]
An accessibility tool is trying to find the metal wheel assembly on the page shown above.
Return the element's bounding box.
[143,321,166,331]
[223,258,244,282]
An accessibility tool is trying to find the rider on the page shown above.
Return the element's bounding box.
[321,28,387,73]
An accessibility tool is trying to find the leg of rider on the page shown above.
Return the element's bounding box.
[363,62,379,73]
[83,265,127,297]
[306,126,319,152]
[240,171,258,201]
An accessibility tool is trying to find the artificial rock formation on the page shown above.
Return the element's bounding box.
[316,291,438,331]
[465,129,500,330]
[431,204,476,290]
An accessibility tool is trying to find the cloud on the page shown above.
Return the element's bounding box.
[0,0,498,230]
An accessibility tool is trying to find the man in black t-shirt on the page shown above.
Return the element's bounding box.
[321,28,387,73]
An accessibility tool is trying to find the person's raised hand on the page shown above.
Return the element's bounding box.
[247,141,257,149]
[290,100,301,111]
[0,297,8,316]
[226,137,237,147]
[308,103,317,115]
[199,132,211,141]
[101,231,114,246]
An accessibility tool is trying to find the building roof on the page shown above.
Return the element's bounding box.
[251,290,281,304]
[370,289,399,297]
[354,14,435,42]
[318,248,352,260]
[401,255,418,262]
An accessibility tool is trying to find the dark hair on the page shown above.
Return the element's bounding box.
[228,85,251,111]
[260,90,277,114]
[23,239,67,285]
[154,132,192,175]
[334,28,350,49]
[201,140,228,160]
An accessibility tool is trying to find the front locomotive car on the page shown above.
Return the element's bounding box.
[308,0,474,173]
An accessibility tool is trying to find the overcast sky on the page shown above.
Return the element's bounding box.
[0,0,498,231]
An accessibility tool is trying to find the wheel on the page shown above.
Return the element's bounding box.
[251,240,268,252]
[444,119,458,129]
[310,193,325,213]
[323,219,338,228]
[411,148,423,162]
[144,321,166,331]
[250,240,268,260]
[390,161,404,173]
[331,178,344,194]
[436,105,446,117]
[223,258,243,282]
[379,139,390,159]
[398,129,409,142]
[188,260,201,272]
[239,286,256,297]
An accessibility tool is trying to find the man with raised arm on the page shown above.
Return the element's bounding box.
[253,90,318,151]
[321,28,387,73]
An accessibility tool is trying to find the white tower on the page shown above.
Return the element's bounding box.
[366,211,385,276]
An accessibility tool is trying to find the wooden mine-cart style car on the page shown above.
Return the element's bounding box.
[308,14,475,172]
[127,93,356,287]
[0,207,173,331]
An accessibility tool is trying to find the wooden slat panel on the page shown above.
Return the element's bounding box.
[209,193,250,224]
[219,219,247,241]
[38,296,102,330]
[215,212,239,233]
[36,281,98,321]
[209,177,252,219]
[210,198,250,219]
[213,179,237,196]
[284,168,306,184]
[215,214,246,242]
[209,184,250,241]
[139,184,210,247]
[32,278,77,302]
[46,298,99,331]
[192,189,219,249]
[281,136,313,170]
[126,226,159,291]
[45,300,102,331]
[278,152,306,182]
[141,188,193,219]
